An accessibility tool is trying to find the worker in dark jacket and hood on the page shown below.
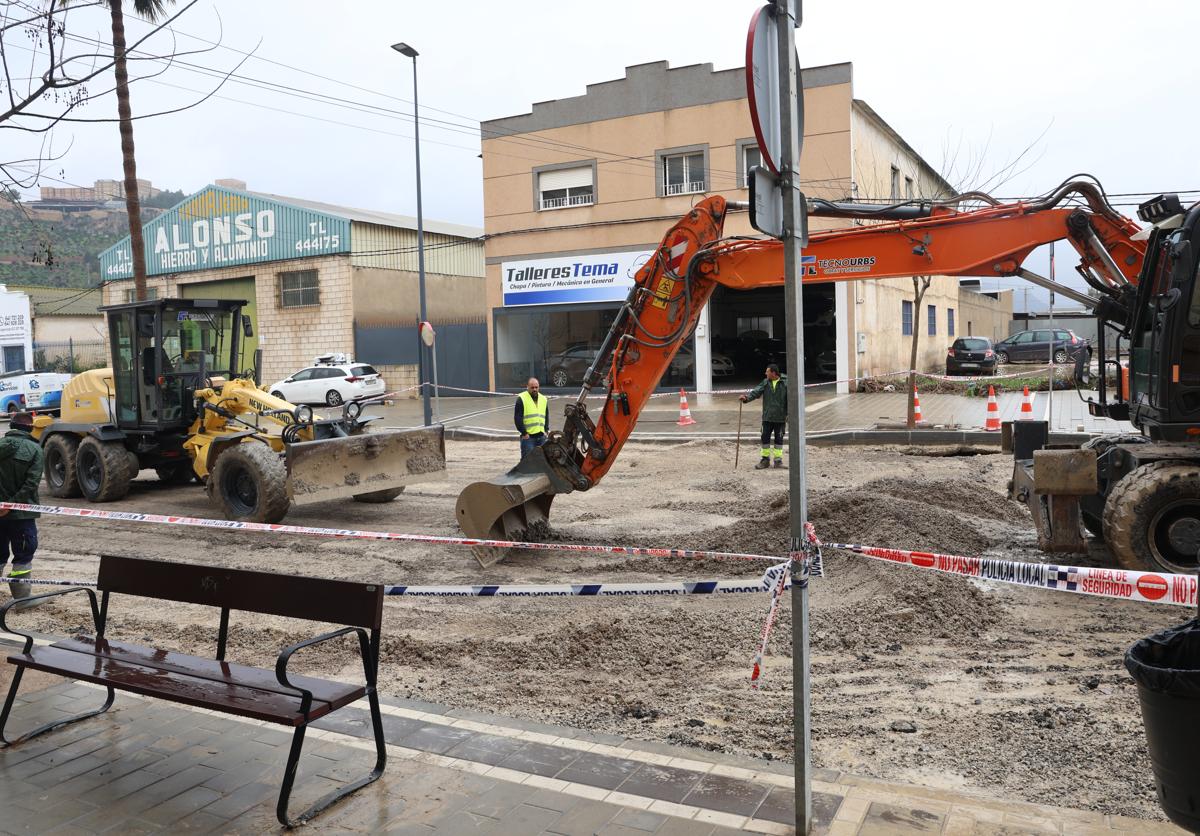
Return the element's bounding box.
[740,364,788,470]
[0,412,43,608]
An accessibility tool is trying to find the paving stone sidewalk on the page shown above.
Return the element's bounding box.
[0,674,1184,835]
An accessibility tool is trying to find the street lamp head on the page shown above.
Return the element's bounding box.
[391,42,418,58]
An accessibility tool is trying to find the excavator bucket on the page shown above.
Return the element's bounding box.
[455,446,567,568]
[286,425,446,505]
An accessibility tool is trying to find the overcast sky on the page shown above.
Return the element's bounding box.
[9,0,1197,310]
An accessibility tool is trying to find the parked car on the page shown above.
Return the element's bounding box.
[994,329,1090,365]
[546,344,607,388]
[946,337,997,375]
[268,355,386,406]
[668,344,736,379]
[730,334,787,376]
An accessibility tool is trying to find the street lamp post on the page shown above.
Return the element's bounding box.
[392,41,433,427]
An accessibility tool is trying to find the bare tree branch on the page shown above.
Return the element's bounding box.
[0,0,239,191]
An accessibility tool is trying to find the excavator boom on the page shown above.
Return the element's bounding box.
[456,182,1147,563]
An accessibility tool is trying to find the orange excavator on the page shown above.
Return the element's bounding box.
[456,178,1200,571]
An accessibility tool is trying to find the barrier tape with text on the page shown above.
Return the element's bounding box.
[1,572,795,599]
[827,540,1198,608]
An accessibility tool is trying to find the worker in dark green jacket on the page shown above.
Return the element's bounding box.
[739,364,788,470]
[0,413,43,608]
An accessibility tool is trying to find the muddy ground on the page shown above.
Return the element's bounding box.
[3,440,1182,821]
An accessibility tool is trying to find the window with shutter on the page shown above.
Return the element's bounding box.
[537,166,594,210]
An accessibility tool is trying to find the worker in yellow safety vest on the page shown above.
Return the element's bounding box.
[515,377,549,460]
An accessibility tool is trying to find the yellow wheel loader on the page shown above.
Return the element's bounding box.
[35,298,445,523]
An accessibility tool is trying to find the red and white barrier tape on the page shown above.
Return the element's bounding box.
[749,523,821,687]
[404,364,1066,402]
[0,502,780,565]
[827,540,1198,608]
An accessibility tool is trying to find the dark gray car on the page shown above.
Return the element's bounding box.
[994,328,1090,365]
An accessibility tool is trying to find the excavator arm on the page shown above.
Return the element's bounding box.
[456,181,1146,560]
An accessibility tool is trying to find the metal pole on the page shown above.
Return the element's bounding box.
[430,334,441,423]
[68,337,74,374]
[1048,242,1055,432]
[775,1,811,832]
[410,52,432,427]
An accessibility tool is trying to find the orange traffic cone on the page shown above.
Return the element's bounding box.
[1019,385,1035,419]
[676,389,697,426]
[984,385,1001,431]
[912,385,924,424]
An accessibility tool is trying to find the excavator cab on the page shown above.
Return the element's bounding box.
[105,298,248,432]
[1123,196,1200,438]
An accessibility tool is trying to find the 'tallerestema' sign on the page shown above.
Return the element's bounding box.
[501,251,652,306]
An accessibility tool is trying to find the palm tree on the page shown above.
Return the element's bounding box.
[104,0,170,301]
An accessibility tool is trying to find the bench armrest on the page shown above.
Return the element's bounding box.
[275,626,372,719]
[0,587,101,653]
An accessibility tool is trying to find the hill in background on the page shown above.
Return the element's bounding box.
[0,193,180,289]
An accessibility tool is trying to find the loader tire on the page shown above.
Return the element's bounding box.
[209,441,290,523]
[43,434,81,498]
[76,437,136,502]
[155,463,196,485]
[1103,460,1200,574]
[352,486,405,503]
[1079,434,1149,542]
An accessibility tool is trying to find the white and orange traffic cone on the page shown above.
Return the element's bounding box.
[984,385,1001,432]
[912,385,924,424]
[676,389,697,426]
[1019,385,1035,419]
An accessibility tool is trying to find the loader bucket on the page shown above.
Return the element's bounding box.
[286,425,446,505]
[455,446,568,568]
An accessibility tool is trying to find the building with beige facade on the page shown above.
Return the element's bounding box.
[480,61,1011,393]
[40,178,160,203]
[99,183,486,394]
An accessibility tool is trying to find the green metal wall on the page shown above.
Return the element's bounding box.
[99,186,351,280]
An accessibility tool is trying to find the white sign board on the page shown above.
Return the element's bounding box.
[502,251,653,307]
[0,289,32,372]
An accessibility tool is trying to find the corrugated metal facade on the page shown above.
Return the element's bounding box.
[350,222,484,277]
[99,186,351,280]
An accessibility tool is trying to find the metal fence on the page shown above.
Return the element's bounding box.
[32,339,108,373]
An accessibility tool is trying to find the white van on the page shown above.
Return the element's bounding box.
[0,371,73,414]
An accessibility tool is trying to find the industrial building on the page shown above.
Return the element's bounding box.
[480,61,1012,393]
[99,181,486,391]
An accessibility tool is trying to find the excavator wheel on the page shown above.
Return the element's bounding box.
[352,486,405,503]
[1078,434,1149,542]
[76,437,136,502]
[1103,460,1200,574]
[155,463,197,485]
[43,434,81,498]
[209,442,291,523]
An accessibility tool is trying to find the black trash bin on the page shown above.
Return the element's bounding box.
[1126,619,1200,833]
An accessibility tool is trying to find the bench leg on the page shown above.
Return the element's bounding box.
[276,687,388,828]
[0,666,115,747]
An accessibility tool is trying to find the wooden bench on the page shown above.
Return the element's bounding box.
[0,555,386,828]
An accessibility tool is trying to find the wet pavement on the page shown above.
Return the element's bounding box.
[0,668,1183,835]
[367,387,1134,440]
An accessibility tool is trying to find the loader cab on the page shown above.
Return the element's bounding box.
[1126,196,1200,440]
[103,298,246,433]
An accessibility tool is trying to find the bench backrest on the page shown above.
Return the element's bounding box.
[97,555,383,630]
